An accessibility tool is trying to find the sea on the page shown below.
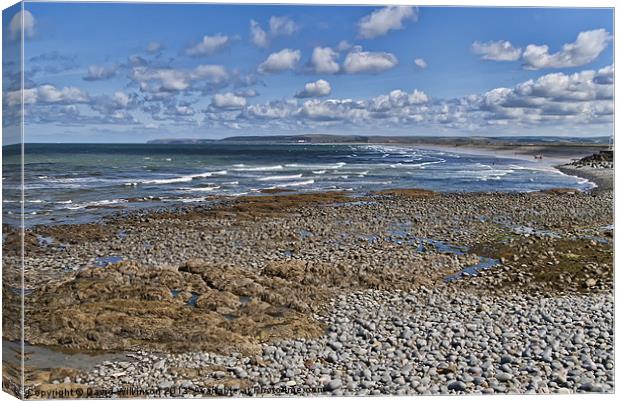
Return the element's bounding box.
[2,143,594,227]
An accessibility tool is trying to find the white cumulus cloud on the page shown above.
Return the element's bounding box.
[475,65,613,124]
[172,105,195,116]
[250,20,269,48]
[6,84,89,107]
[186,34,232,56]
[343,46,398,74]
[358,6,417,39]
[249,16,299,48]
[269,16,299,37]
[258,49,301,74]
[212,92,247,109]
[414,58,427,69]
[310,47,340,74]
[130,64,228,93]
[472,40,522,61]
[36,85,89,104]
[83,64,120,81]
[522,29,612,70]
[295,79,332,98]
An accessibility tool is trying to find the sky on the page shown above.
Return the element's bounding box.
[1,2,615,143]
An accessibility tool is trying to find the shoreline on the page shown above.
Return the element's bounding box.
[411,144,612,193]
[4,143,613,227]
[556,164,614,192]
[403,143,603,166]
[2,145,614,397]
[3,180,614,395]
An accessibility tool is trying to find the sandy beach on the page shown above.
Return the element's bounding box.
[2,163,613,397]
[557,165,614,192]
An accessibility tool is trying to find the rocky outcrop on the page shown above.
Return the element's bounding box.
[570,151,613,169]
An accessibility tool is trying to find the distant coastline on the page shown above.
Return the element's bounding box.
[146,134,611,147]
[144,135,610,167]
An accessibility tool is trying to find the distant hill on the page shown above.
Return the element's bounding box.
[146,138,216,144]
[147,134,611,146]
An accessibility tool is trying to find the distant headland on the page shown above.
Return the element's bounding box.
[147,134,611,147]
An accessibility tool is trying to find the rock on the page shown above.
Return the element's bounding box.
[496,372,513,382]
[328,341,343,350]
[447,381,467,391]
[579,382,604,392]
[49,367,81,382]
[500,355,514,365]
[12,187,614,397]
[326,352,339,363]
[158,380,173,389]
[400,329,413,340]
[325,379,343,391]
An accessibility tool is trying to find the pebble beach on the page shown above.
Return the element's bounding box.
[2,164,613,398]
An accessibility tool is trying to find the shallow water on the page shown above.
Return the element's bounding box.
[444,257,500,282]
[93,255,125,267]
[3,143,593,227]
[2,340,127,371]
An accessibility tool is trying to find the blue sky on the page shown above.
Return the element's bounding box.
[2,2,614,143]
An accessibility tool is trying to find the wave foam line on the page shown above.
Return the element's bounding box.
[285,162,346,170]
[181,186,222,192]
[273,179,315,188]
[389,159,446,169]
[257,174,303,181]
[131,170,228,185]
[233,165,284,172]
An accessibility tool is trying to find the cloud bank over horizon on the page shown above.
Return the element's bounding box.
[2,4,614,142]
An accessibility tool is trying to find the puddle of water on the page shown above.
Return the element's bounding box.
[2,339,127,371]
[444,257,500,283]
[62,266,76,273]
[358,221,469,255]
[36,235,55,247]
[9,287,34,296]
[239,295,252,304]
[171,290,199,307]
[387,228,409,238]
[93,255,124,267]
[384,222,467,252]
[414,238,467,255]
[116,230,127,239]
[582,235,610,244]
[299,229,313,239]
[360,234,380,244]
[187,293,199,307]
[510,225,561,238]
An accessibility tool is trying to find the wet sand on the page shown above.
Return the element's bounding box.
[419,144,607,166]
[557,165,614,192]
